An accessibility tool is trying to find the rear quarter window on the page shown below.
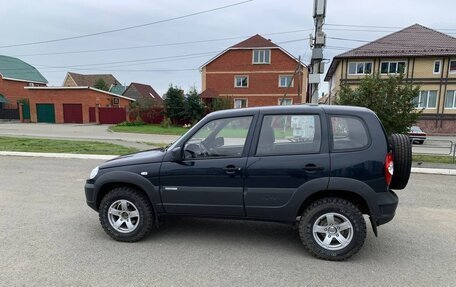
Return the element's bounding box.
[330,115,369,151]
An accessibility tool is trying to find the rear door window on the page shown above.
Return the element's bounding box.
[330,116,369,151]
[256,114,321,156]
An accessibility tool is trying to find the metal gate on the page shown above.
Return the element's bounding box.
[0,107,19,120]
[63,104,83,123]
[98,107,127,124]
[36,104,55,123]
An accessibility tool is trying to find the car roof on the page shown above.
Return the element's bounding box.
[207,104,372,118]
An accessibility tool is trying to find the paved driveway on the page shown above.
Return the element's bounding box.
[0,123,179,149]
[1,155,455,286]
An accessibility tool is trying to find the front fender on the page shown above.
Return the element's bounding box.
[94,170,161,211]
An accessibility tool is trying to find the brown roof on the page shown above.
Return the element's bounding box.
[231,34,279,48]
[129,82,163,103]
[200,88,219,99]
[201,34,304,69]
[325,24,456,80]
[67,72,119,87]
[337,24,456,58]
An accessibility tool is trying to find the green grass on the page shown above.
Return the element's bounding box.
[112,124,295,139]
[413,154,455,164]
[0,137,139,155]
[111,124,188,135]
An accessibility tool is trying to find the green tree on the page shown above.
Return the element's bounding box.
[164,85,185,125]
[337,74,422,135]
[210,97,232,112]
[129,97,157,123]
[184,87,205,124]
[94,78,109,91]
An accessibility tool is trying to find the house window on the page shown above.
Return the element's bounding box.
[348,62,372,75]
[380,61,406,74]
[433,60,442,74]
[234,76,248,88]
[234,99,248,109]
[279,75,294,87]
[449,60,456,74]
[414,90,437,109]
[445,90,456,109]
[253,49,270,64]
[278,98,293,105]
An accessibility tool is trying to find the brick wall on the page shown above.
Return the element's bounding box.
[220,95,301,107]
[0,77,45,109]
[418,118,456,135]
[204,49,308,106]
[26,88,131,123]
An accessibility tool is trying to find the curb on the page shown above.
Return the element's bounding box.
[410,167,456,176]
[0,151,116,160]
[1,151,455,176]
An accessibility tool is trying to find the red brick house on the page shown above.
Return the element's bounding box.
[200,35,308,108]
[24,86,135,124]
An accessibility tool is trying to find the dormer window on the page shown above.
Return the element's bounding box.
[253,49,270,64]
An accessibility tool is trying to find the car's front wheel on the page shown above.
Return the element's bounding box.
[298,198,366,261]
[99,187,154,242]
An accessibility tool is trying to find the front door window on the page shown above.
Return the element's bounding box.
[184,116,253,159]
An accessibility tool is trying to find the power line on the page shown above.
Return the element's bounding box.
[325,23,456,31]
[12,29,312,57]
[12,38,309,71]
[325,28,456,35]
[0,0,254,49]
[31,51,220,69]
[327,36,369,43]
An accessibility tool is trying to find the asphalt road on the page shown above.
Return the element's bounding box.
[1,156,456,286]
[0,123,179,149]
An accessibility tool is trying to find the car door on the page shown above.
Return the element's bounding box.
[244,112,330,220]
[159,115,255,216]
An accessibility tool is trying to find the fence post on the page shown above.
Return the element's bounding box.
[18,104,24,123]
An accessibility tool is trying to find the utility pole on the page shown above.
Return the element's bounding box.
[308,0,326,103]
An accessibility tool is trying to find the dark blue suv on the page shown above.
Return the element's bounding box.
[85,105,411,261]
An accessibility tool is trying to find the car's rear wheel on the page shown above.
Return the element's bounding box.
[99,186,154,242]
[298,198,366,261]
[389,134,412,190]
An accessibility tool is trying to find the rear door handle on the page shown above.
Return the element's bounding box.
[303,164,324,171]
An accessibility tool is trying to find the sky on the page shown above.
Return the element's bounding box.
[1,0,455,96]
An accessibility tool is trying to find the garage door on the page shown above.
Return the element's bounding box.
[36,104,55,123]
[63,104,83,123]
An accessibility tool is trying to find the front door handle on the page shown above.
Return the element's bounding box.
[303,164,324,171]
[223,165,241,175]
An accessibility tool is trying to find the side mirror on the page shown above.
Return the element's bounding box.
[215,137,224,147]
[171,147,183,162]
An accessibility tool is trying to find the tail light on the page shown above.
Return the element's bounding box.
[384,152,394,186]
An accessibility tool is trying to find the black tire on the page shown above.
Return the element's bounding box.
[389,134,412,190]
[298,198,366,261]
[99,186,154,242]
[418,140,424,145]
